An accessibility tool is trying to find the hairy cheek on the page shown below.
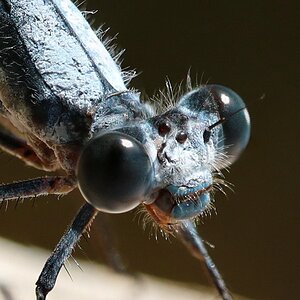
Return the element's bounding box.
[204,143,216,165]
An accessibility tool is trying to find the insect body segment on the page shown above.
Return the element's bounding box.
[0,0,250,299]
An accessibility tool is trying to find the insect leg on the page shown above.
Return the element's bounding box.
[0,283,13,300]
[0,125,46,170]
[94,213,127,273]
[35,203,97,300]
[0,176,77,201]
[175,220,233,300]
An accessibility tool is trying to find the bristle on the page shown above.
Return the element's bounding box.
[149,73,208,114]
[74,0,86,9]
[79,6,137,88]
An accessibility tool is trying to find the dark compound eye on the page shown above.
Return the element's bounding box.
[176,131,188,144]
[203,129,211,144]
[207,84,251,165]
[77,132,154,213]
[158,121,171,136]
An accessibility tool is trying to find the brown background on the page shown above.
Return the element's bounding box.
[0,1,299,299]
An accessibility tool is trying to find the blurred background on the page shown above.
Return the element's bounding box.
[0,1,298,299]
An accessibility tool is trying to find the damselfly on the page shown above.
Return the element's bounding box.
[0,0,250,299]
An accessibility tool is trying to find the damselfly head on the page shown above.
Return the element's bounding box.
[76,84,250,231]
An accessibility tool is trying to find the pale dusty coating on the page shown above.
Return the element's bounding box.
[10,0,126,110]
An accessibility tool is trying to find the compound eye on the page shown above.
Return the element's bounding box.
[77,132,154,213]
[207,84,251,165]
